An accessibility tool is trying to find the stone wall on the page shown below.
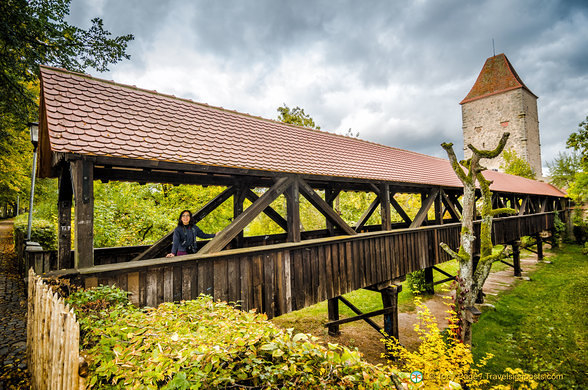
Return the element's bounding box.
[461,88,542,177]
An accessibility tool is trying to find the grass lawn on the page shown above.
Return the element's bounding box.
[472,244,588,389]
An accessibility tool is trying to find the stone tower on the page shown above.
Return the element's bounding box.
[461,53,542,177]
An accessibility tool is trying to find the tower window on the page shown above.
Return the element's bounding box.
[501,121,509,127]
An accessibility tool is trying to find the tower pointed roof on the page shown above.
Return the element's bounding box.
[460,53,537,104]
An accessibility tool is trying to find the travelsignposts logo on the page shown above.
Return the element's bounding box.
[410,370,424,383]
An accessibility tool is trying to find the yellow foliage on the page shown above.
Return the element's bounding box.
[383,297,539,389]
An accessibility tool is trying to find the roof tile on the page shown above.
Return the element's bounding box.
[39,65,565,198]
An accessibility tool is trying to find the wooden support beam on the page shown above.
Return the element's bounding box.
[71,159,94,268]
[519,196,529,216]
[435,189,443,224]
[331,296,383,333]
[233,184,247,248]
[245,188,289,232]
[380,184,391,231]
[354,196,380,232]
[325,306,397,327]
[298,178,356,236]
[441,190,461,221]
[132,186,237,261]
[57,164,73,269]
[325,187,341,236]
[409,188,440,228]
[390,195,412,225]
[199,176,296,254]
[285,181,301,242]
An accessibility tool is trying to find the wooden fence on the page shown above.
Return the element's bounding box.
[27,269,85,390]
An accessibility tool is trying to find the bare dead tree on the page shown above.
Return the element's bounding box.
[440,132,516,345]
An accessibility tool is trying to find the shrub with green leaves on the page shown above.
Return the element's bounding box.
[13,213,57,250]
[68,292,396,389]
[407,269,431,294]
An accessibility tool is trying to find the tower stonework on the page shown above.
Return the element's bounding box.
[461,54,542,177]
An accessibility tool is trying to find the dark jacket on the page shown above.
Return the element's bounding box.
[171,225,215,255]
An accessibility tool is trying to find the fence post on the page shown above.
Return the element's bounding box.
[24,241,44,275]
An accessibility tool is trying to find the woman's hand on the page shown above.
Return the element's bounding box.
[166,253,175,258]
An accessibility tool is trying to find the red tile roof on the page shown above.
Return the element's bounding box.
[39,66,564,198]
[460,54,537,104]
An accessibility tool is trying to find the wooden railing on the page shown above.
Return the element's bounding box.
[27,269,86,389]
[44,212,557,320]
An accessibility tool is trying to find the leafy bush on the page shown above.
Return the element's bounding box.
[68,291,397,389]
[13,213,57,250]
[407,269,431,294]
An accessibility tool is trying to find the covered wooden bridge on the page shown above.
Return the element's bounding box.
[33,66,568,339]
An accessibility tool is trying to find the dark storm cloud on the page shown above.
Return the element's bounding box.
[67,0,588,169]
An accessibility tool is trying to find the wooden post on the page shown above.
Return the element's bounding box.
[325,187,339,236]
[286,180,301,242]
[233,184,247,248]
[58,164,73,269]
[424,267,434,294]
[535,233,543,261]
[71,160,94,268]
[512,240,522,277]
[327,297,340,336]
[380,184,391,231]
[380,284,401,340]
[435,189,443,225]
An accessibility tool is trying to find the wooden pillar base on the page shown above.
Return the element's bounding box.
[536,234,544,261]
[327,297,340,336]
[512,241,522,277]
[424,266,434,295]
[380,285,401,341]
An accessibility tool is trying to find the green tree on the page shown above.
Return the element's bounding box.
[547,152,582,190]
[564,117,588,206]
[0,0,134,132]
[276,105,320,129]
[0,0,133,213]
[499,148,536,179]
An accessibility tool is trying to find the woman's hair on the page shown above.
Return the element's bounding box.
[177,209,193,227]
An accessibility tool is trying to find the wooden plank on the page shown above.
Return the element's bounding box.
[302,248,312,307]
[127,272,140,306]
[298,178,356,236]
[345,241,354,291]
[324,245,334,299]
[352,238,361,290]
[284,251,292,313]
[338,243,347,294]
[214,258,229,302]
[264,253,275,317]
[252,255,264,313]
[164,267,173,302]
[311,247,320,304]
[228,257,240,304]
[181,265,192,301]
[275,251,285,316]
[173,265,182,301]
[331,244,340,297]
[157,267,164,305]
[146,269,158,307]
[317,246,326,302]
[239,256,252,311]
[292,250,304,310]
[358,239,366,287]
[200,176,296,254]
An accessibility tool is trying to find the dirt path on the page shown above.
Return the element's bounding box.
[0,220,31,389]
[275,252,546,365]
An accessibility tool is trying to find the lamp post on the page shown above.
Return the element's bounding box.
[26,122,39,241]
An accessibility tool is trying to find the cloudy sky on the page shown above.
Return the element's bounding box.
[68,0,588,172]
